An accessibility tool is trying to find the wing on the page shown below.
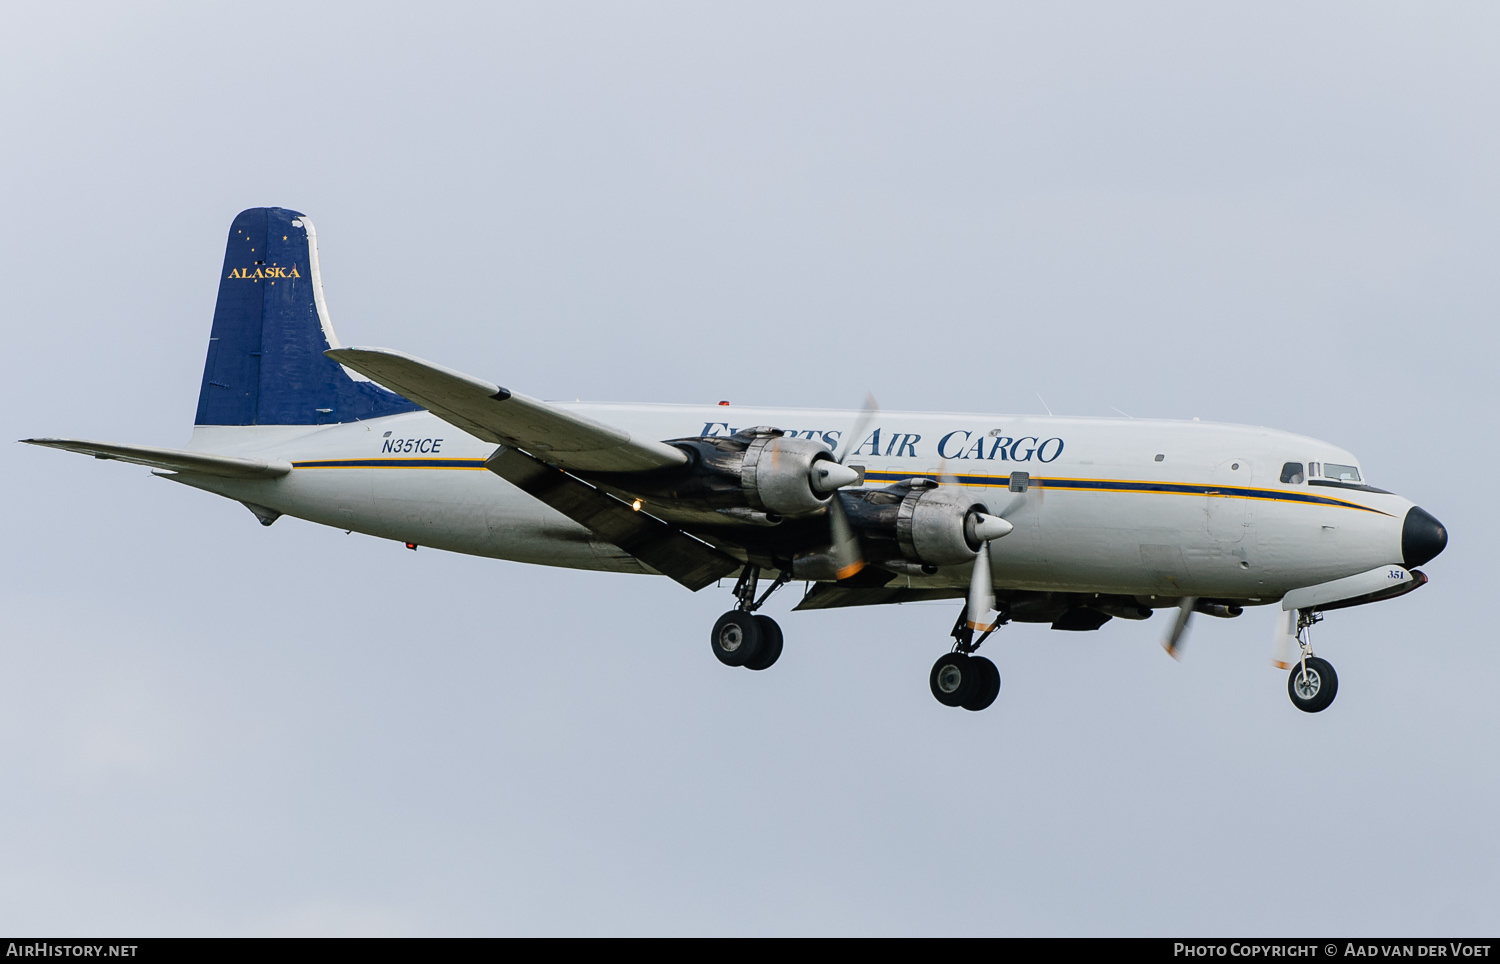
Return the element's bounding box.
[485,445,739,591]
[21,438,291,479]
[793,579,963,610]
[325,347,688,473]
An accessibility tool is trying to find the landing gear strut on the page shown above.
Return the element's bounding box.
[710,565,790,671]
[929,605,1004,712]
[1287,610,1339,713]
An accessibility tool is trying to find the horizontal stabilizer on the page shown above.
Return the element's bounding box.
[21,438,291,479]
[327,347,689,473]
[486,445,738,591]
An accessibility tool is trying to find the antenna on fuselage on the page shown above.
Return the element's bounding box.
[1036,393,1053,416]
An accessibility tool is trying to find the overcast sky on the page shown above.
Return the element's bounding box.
[2,2,1496,936]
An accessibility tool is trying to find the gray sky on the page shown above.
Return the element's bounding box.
[2,2,1496,935]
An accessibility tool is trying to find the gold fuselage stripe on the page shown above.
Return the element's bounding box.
[288,460,1390,514]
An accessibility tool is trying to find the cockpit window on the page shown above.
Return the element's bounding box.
[1280,462,1305,484]
[1324,463,1361,482]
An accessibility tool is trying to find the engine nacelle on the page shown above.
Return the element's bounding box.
[657,427,857,521]
[895,482,990,567]
[740,433,838,518]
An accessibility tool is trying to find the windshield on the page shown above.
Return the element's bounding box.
[1323,462,1361,482]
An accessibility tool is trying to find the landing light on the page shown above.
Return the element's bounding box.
[632,499,643,511]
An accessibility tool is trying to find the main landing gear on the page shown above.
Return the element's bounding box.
[710,565,790,672]
[929,606,1004,712]
[1287,610,1339,713]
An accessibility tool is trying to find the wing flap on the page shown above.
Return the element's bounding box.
[793,580,958,611]
[21,438,291,479]
[326,347,689,473]
[486,445,739,591]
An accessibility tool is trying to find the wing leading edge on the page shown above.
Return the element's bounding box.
[329,347,740,587]
[325,347,689,473]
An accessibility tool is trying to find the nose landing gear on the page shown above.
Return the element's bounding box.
[1286,610,1339,713]
[1288,656,1338,712]
[710,565,790,671]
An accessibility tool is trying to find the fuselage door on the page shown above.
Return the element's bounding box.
[1207,457,1252,543]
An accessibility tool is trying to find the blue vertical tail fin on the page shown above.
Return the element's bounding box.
[194,207,421,426]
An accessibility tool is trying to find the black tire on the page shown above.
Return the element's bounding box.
[711,610,763,667]
[745,615,783,671]
[961,656,1001,712]
[1287,656,1339,713]
[929,653,979,707]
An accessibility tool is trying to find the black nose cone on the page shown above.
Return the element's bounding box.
[1402,506,1448,568]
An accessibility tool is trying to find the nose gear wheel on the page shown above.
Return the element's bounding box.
[1288,655,1338,713]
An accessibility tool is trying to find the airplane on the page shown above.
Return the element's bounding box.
[23,207,1449,714]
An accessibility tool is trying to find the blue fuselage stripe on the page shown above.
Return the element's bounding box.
[289,461,1387,513]
[860,470,1388,514]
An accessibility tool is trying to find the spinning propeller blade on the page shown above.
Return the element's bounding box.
[837,393,879,467]
[936,462,1012,633]
[1163,596,1197,659]
[1271,608,1297,669]
[823,393,880,580]
[966,539,997,632]
[827,494,864,579]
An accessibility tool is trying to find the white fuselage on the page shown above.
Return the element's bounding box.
[178,404,1412,604]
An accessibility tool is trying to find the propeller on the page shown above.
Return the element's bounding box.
[963,511,1013,631]
[1270,608,1297,669]
[935,461,1015,633]
[823,393,880,579]
[1162,595,1197,659]
[1161,597,1248,658]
